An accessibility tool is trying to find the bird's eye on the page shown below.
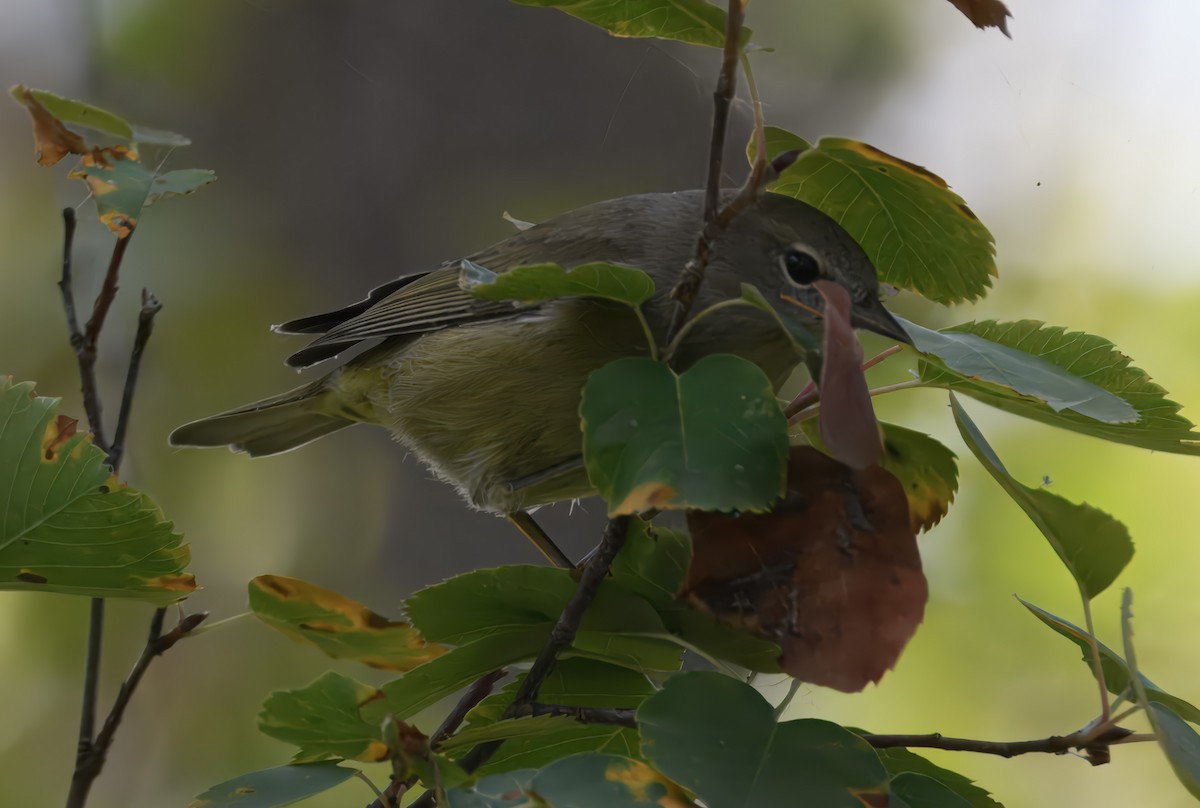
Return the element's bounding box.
[781,247,822,286]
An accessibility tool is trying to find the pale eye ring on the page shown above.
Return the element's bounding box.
[780,246,822,286]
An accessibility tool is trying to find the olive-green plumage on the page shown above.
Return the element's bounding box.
[170,190,905,515]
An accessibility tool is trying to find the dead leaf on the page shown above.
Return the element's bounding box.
[10,84,87,166]
[41,414,78,461]
[946,0,1012,36]
[684,447,926,692]
[813,280,883,470]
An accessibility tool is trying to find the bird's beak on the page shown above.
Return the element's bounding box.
[850,295,912,346]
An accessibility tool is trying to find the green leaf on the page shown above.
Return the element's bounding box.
[878,422,959,533]
[1020,599,1200,724]
[67,146,153,237]
[145,168,216,206]
[15,86,133,140]
[383,632,548,720]
[747,127,812,166]
[763,129,996,304]
[637,672,888,807]
[405,565,681,672]
[581,354,788,515]
[1148,703,1200,800]
[130,124,192,147]
[889,773,975,808]
[0,378,193,602]
[608,519,689,604]
[905,318,1137,424]
[451,659,652,774]
[872,745,1003,808]
[952,395,1132,599]
[510,0,743,48]
[445,770,539,808]
[258,672,392,762]
[248,575,446,671]
[187,762,358,808]
[447,753,690,807]
[464,260,655,307]
[916,319,1200,455]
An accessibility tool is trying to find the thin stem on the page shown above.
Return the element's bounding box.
[774,679,803,720]
[74,599,105,760]
[108,290,162,470]
[861,344,905,372]
[84,233,132,359]
[353,771,390,808]
[666,0,748,340]
[663,298,756,362]
[862,726,1138,759]
[1078,588,1111,723]
[788,379,923,427]
[185,610,252,637]
[633,308,659,362]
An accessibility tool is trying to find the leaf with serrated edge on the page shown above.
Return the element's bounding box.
[1020,599,1200,724]
[905,318,1137,424]
[257,672,391,763]
[249,575,446,671]
[878,422,958,533]
[953,395,1132,599]
[0,378,193,602]
[764,130,996,304]
[916,319,1200,454]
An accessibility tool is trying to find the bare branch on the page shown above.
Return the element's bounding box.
[107,290,163,470]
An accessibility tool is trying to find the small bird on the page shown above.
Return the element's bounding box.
[170,190,908,565]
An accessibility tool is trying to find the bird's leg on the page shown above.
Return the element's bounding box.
[506,511,576,570]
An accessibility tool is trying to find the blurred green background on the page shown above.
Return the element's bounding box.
[3,0,1200,805]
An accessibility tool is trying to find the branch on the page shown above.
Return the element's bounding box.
[107,290,162,470]
[518,704,1142,767]
[409,517,633,807]
[66,610,209,808]
[368,670,507,808]
[666,0,749,340]
[58,208,107,451]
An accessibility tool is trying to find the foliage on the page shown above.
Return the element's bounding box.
[8,0,1200,807]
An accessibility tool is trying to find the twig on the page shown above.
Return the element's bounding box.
[75,599,105,762]
[667,0,749,340]
[66,610,209,808]
[107,290,162,470]
[84,233,132,366]
[426,517,633,797]
[58,208,107,451]
[520,703,1141,766]
[369,670,507,808]
[861,726,1138,763]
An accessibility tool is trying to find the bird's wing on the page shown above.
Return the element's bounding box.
[280,262,525,368]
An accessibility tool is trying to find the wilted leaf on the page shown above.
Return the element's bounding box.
[1148,703,1200,799]
[258,672,392,762]
[187,762,357,808]
[918,319,1200,454]
[145,168,216,206]
[248,575,446,671]
[447,754,689,807]
[68,146,153,237]
[638,672,889,806]
[464,260,654,307]
[813,279,882,469]
[581,354,788,515]
[0,378,193,602]
[510,0,743,48]
[9,84,88,165]
[684,447,925,691]
[878,423,958,532]
[952,395,1133,599]
[1020,600,1200,724]
[945,0,1011,35]
[905,318,1137,424]
[764,129,996,304]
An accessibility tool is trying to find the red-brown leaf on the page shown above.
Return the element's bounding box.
[684,447,926,692]
[946,0,1012,36]
[814,280,883,470]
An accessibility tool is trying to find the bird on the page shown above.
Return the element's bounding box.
[170,190,908,566]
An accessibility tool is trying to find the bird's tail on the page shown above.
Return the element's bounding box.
[169,376,356,457]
